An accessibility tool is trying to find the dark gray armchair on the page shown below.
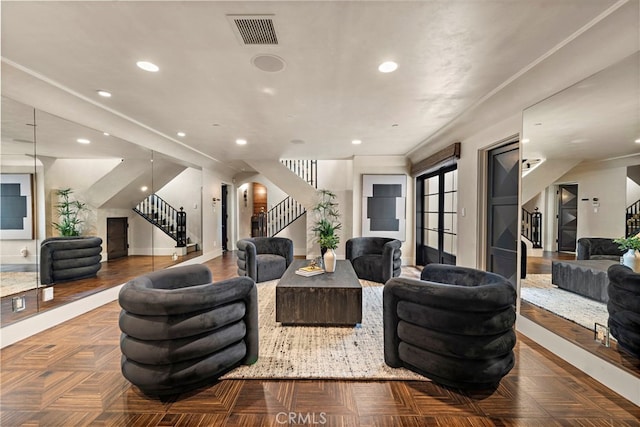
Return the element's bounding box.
[607,264,640,359]
[40,236,103,285]
[577,237,624,261]
[118,264,258,396]
[346,237,401,283]
[384,264,517,390]
[237,237,294,283]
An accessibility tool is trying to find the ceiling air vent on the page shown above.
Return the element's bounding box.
[228,14,278,45]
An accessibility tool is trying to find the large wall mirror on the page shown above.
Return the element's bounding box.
[519,52,640,372]
[1,96,204,327]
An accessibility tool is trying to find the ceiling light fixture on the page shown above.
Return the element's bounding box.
[136,61,159,72]
[177,132,186,137]
[141,186,148,192]
[378,61,398,73]
[76,138,90,144]
[97,90,112,98]
[522,138,530,143]
[352,139,362,145]
[236,139,247,145]
[635,138,640,143]
[103,132,110,136]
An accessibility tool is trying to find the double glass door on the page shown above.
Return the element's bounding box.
[416,166,457,266]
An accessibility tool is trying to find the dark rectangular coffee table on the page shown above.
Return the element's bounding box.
[551,259,618,303]
[276,259,362,326]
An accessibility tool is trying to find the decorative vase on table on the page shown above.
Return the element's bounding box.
[323,248,337,273]
[622,249,640,272]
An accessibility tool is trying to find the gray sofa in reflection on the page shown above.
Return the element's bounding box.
[384,264,517,390]
[40,236,103,285]
[237,237,293,283]
[577,237,624,261]
[607,264,640,359]
[118,264,258,396]
[346,237,402,283]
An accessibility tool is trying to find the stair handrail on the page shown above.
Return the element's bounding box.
[267,197,306,236]
[281,159,317,188]
[133,193,187,247]
[626,199,640,237]
[521,207,542,248]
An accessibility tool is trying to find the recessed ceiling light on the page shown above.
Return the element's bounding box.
[236,139,247,145]
[522,138,530,143]
[378,61,398,73]
[76,138,90,144]
[97,90,111,98]
[352,139,362,145]
[103,132,110,136]
[177,131,186,137]
[141,186,148,192]
[635,138,640,143]
[136,61,159,72]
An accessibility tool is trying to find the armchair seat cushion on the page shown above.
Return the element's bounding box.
[256,254,287,282]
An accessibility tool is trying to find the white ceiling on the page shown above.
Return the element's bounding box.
[0,0,628,171]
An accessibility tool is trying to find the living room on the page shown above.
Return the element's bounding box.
[1,0,639,423]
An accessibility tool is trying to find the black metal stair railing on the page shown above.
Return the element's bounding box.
[263,160,317,236]
[626,199,640,237]
[521,207,542,248]
[133,194,187,247]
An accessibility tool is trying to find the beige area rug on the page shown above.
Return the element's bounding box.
[521,274,609,331]
[222,268,426,381]
[0,272,39,297]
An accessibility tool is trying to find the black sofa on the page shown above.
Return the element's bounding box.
[383,264,517,389]
[118,264,259,396]
[236,237,294,283]
[607,264,640,359]
[40,236,103,285]
[577,237,624,261]
[346,237,402,283]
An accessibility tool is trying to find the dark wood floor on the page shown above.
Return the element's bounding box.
[1,251,202,326]
[523,251,640,379]
[1,252,639,426]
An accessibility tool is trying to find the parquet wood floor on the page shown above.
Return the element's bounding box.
[1,252,639,426]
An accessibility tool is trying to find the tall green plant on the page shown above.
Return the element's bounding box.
[311,189,341,250]
[52,188,88,236]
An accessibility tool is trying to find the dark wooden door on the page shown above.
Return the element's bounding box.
[486,141,519,285]
[107,217,128,260]
[221,184,228,251]
[557,184,578,252]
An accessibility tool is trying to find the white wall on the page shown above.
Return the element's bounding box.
[558,164,627,239]
[156,167,202,249]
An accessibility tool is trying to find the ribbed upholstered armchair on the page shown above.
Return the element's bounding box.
[40,236,103,285]
[577,237,624,261]
[237,237,294,283]
[118,264,258,396]
[384,264,517,389]
[607,264,640,359]
[346,237,401,283]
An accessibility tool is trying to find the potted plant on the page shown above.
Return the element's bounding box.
[614,235,640,271]
[311,189,341,272]
[52,188,88,236]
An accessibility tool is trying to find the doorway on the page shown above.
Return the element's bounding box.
[221,184,229,252]
[486,140,519,285]
[415,165,458,266]
[106,217,128,260]
[557,183,578,252]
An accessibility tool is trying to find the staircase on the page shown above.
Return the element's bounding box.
[627,199,640,237]
[522,207,543,257]
[133,194,187,247]
[266,160,317,236]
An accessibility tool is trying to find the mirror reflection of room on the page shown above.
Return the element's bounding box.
[0,98,204,326]
[519,52,640,369]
